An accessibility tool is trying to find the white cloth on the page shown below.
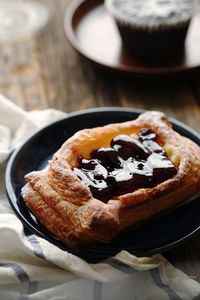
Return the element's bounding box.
[0,95,200,300]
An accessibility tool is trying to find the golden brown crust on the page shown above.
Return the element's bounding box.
[21,111,200,250]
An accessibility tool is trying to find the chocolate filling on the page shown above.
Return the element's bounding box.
[73,129,177,202]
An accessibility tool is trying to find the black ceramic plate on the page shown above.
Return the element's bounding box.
[5,107,200,262]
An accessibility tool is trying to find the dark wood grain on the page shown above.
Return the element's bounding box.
[1,0,200,281]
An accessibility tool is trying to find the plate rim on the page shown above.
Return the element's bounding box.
[5,107,200,261]
[64,0,200,77]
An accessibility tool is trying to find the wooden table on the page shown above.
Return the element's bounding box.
[1,0,200,283]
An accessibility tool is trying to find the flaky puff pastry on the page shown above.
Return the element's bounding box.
[21,111,200,250]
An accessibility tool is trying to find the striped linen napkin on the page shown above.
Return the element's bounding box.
[0,95,200,300]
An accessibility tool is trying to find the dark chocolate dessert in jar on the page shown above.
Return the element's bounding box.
[105,0,194,59]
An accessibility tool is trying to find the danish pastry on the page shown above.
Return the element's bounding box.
[21,111,200,250]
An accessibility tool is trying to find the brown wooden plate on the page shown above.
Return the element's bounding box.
[64,0,200,78]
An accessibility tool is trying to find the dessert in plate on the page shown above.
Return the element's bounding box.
[105,0,194,59]
[21,111,200,250]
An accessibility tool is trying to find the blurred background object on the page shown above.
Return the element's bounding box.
[0,0,49,43]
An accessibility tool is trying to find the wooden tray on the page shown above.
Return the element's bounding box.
[64,0,200,78]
